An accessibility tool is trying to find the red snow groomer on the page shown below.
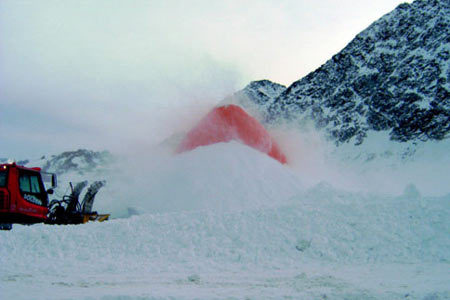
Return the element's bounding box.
[0,163,109,230]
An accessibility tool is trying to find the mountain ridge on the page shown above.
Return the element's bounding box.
[234,0,450,145]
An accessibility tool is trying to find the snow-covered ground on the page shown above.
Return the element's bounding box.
[1,139,449,300]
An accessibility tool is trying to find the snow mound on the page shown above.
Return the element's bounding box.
[1,185,449,300]
[97,141,303,217]
[1,139,449,299]
[329,131,450,196]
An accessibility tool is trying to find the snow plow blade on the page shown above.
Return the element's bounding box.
[82,213,110,223]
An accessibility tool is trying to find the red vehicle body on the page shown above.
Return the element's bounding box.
[0,163,56,224]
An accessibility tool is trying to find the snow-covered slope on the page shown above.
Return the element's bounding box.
[16,149,116,206]
[1,141,449,300]
[28,149,115,176]
[327,130,450,196]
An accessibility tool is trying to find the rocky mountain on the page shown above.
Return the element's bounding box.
[2,149,114,176]
[236,80,286,107]
[35,149,114,176]
[221,80,286,122]
[0,158,30,166]
[237,0,450,145]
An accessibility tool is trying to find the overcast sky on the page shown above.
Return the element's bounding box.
[0,0,412,158]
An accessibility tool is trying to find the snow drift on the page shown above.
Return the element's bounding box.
[97,142,300,217]
[1,139,449,300]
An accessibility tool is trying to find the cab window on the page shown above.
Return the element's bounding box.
[0,171,7,187]
[30,176,42,193]
[18,171,47,206]
[19,174,32,192]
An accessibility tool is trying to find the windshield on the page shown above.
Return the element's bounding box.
[18,170,48,206]
[0,171,7,187]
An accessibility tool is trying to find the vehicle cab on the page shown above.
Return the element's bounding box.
[0,163,56,224]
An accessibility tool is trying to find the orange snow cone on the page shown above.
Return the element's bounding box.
[177,104,287,164]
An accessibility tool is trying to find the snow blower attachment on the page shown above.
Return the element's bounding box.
[46,180,110,225]
[0,163,109,229]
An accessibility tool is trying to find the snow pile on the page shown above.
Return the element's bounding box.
[329,131,450,196]
[96,142,302,217]
[1,140,449,299]
[1,184,449,299]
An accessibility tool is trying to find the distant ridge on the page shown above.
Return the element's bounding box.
[38,149,113,176]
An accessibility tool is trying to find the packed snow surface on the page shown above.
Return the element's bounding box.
[1,141,449,300]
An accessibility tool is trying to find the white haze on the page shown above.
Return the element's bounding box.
[63,126,448,219]
[0,0,412,158]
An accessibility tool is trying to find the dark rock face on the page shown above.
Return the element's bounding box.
[224,80,286,121]
[242,0,450,145]
[42,149,114,175]
[239,80,287,107]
